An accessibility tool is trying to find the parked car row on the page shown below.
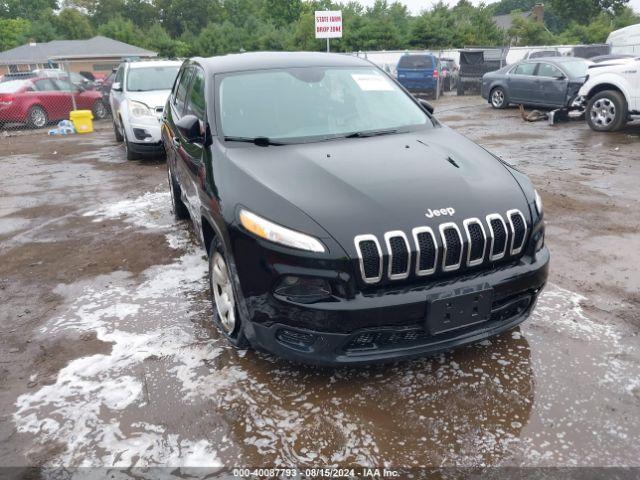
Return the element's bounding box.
[481,55,639,132]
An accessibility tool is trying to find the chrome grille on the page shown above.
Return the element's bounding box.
[440,223,463,272]
[384,231,411,280]
[412,227,437,276]
[463,218,487,267]
[354,235,382,284]
[486,213,508,261]
[353,209,528,284]
[507,209,527,255]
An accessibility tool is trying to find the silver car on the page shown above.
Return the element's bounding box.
[110,60,181,160]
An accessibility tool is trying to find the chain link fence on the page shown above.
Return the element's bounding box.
[0,65,111,134]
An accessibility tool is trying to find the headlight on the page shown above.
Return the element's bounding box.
[534,190,543,216]
[239,209,325,253]
[128,100,153,118]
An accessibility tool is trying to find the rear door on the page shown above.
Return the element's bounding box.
[507,62,537,103]
[533,62,568,107]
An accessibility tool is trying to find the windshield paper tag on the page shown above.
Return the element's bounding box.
[351,74,394,91]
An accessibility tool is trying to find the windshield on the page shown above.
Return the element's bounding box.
[127,66,180,92]
[562,60,589,78]
[218,67,430,143]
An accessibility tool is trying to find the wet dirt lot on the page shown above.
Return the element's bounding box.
[1,96,639,476]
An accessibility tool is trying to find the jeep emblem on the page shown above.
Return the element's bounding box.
[425,207,455,218]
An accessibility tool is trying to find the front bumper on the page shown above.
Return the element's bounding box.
[240,245,550,366]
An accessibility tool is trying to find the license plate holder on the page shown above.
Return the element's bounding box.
[427,286,493,335]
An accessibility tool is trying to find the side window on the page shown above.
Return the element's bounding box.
[34,79,56,91]
[537,63,563,78]
[185,67,206,121]
[513,63,537,76]
[51,79,77,92]
[173,66,193,116]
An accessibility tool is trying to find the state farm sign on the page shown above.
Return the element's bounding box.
[315,10,342,39]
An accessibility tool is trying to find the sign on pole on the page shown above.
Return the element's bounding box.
[315,10,342,52]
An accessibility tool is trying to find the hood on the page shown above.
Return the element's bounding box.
[125,89,171,109]
[225,127,530,255]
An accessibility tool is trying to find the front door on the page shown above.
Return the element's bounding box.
[507,62,537,104]
[176,66,207,238]
[533,63,568,107]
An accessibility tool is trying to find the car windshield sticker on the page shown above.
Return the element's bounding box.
[351,73,394,91]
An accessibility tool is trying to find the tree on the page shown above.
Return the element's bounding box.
[261,0,301,28]
[508,15,557,45]
[54,8,93,39]
[547,0,630,27]
[145,23,190,57]
[97,16,142,45]
[0,18,30,51]
[0,0,57,21]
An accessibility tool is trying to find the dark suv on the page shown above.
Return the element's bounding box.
[162,52,549,366]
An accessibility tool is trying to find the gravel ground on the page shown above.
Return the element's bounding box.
[0,95,639,477]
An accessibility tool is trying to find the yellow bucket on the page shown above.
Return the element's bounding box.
[69,110,94,134]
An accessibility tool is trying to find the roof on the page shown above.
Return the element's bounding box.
[127,60,183,69]
[194,52,370,74]
[493,11,533,30]
[0,36,156,65]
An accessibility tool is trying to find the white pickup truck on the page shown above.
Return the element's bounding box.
[573,58,639,131]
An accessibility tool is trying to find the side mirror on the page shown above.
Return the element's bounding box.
[112,82,122,92]
[418,98,435,115]
[176,114,203,143]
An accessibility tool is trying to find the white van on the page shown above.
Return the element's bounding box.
[607,23,640,55]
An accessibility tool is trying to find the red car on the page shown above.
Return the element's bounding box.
[0,77,107,128]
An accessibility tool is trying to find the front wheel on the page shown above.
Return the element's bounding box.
[209,237,249,348]
[586,90,628,132]
[92,100,107,120]
[123,129,139,161]
[490,87,508,109]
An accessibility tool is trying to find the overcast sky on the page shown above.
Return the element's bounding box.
[353,0,640,15]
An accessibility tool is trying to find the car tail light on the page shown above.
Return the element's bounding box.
[432,70,439,78]
[0,94,14,105]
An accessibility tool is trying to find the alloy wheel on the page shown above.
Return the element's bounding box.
[590,98,616,127]
[93,101,107,119]
[491,89,505,108]
[211,252,236,334]
[30,108,47,128]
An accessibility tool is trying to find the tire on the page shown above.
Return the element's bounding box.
[27,105,48,129]
[586,90,628,132]
[123,129,139,160]
[167,167,189,220]
[113,120,123,142]
[490,87,509,109]
[209,236,249,348]
[92,100,107,120]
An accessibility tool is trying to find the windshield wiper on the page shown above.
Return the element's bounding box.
[223,136,285,146]
[344,128,400,139]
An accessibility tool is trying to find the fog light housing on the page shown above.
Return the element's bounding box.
[274,276,332,304]
[276,329,316,348]
[133,128,151,140]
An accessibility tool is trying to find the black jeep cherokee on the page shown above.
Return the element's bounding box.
[162,52,549,366]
